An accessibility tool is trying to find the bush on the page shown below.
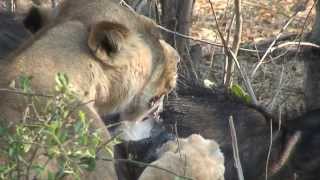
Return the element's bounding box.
[0,73,114,180]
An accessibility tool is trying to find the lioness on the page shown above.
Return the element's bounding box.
[0,0,179,179]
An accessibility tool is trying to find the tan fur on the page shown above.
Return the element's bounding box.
[0,0,179,179]
[15,0,55,14]
[139,134,225,180]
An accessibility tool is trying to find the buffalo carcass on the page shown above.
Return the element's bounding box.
[161,80,320,180]
[161,83,279,180]
[106,82,278,180]
[104,71,320,179]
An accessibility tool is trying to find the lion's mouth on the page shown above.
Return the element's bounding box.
[145,95,164,121]
[106,95,165,139]
[149,95,162,109]
[104,95,165,124]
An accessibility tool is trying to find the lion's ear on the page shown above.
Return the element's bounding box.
[88,21,129,65]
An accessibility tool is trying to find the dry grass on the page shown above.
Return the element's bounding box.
[192,0,315,42]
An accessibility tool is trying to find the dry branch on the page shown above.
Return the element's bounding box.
[229,116,244,180]
[207,0,257,104]
[224,0,242,88]
[251,11,300,78]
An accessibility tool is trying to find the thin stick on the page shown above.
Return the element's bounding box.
[0,88,53,98]
[251,13,298,78]
[271,41,320,53]
[278,105,282,131]
[207,0,257,104]
[270,131,301,175]
[229,50,258,104]
[224,0,242,87]
[157,25,256,53]
[295,0,316,56]
[268,64,284,110]
[100,157,193,180]
[229,116,244,180]
[121,1,320,58]
[120,0,257,53]
[10,0,15,12]
[265,118,273,180]
[174,122,187,176]
[223,14,235,86]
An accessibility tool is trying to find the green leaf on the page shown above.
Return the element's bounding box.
[18,75,33,92]
[230,84,252,103]
[47,121,61,134]
[79,135,88,145]
[0,72,109,179]
[55,73,69,92]
[58,130,69,143]
[32,164,45,176]
[78,111,86,122]
[0,126,8,136]
[80,157,96,171]
[47,171,55,180]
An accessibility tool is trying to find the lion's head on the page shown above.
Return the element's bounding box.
[1,0,179,123]
[0,0,179,179]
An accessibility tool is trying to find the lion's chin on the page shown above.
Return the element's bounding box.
[105,95,165,140]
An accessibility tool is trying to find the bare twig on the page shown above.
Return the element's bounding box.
[222,0,232,30]
[242,1,291,18]
[229,50,258,104]
[271,41,320,52]
[157,6,314,56]
[10,0,15,12]
[96,131,123,154]
[0,88,53,98]
[60,99,95,123]
[51,0,57,8]
[157,25,256,53]
[226,14,235,48]
[277,105,282,131]
[120,0,257,53]
[223,14,235,87]
[265,118,273,180]
[120,0,136,12]
[251,12,298,78]
[224,0,242,88]
[174,122,182,159]
[270,131,301,175]
[268,64,285,110]
[174,122,188,177]
[99,157,193,180]
[207,0,257,104]
[229,116,244,180]
[251,41,261,66]
[121,0,319,62]
[295,0,317,57]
